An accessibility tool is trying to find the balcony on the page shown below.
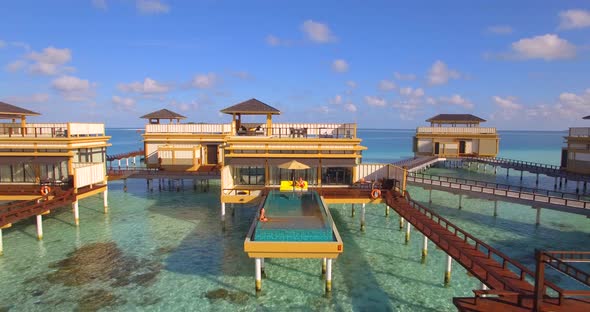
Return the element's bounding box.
[568,127,590,137]
[0,123,105,138]
[145,123,357,139]
[416,127,496,135]
[73,162,106,188]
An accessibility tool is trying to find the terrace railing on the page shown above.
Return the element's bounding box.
[145,123,232,134]
[568,127,590,137]
[73,162,106,188]
[267,123,356,139]
[0,123,105,138]
[416,127,496,134]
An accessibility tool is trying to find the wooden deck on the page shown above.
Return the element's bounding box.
[383,190,590,311]
[106,149,144,162]
[107,165,220,181]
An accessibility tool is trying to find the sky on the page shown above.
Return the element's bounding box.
[1,0,590,130]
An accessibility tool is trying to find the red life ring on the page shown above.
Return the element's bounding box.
[40,185,51,196]
[370,189,381,199]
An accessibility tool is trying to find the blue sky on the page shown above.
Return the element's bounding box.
[1,0,589,129]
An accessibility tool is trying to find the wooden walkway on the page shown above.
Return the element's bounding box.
[106,149,144,162]
[107,165,221,181]
[393,156,439,171]
[462,156,590,184]
[383,190,590,311]
[407,172,590,216]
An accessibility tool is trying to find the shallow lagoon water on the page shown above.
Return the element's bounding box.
[0,129,588,311]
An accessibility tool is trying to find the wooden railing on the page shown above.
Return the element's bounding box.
[0,188,75,227]
[268,123,356,139]
[393,156,439,170]
[407,172,590,210]
[416,127,496,134]
[387,190,562,297]
[145,123,231,134]
[463,156,561,171]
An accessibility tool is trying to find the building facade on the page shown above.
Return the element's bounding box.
[561,116,590,174]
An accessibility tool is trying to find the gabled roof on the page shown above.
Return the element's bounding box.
[0,101,41,117]
[220,98,280,115]
[140,109,186,120]
[426,114,486,123]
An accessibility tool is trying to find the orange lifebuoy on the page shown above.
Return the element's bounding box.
[370,189,381,199]
[40,185,51,196]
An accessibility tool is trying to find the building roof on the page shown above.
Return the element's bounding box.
[220,98,280,115]
[426,114,486,123]
[140,109,186,120]
[0,101,41,118]
[583,115,590,120]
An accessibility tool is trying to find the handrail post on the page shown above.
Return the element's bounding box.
[533,249,545,312]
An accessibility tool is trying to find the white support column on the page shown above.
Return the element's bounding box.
[405,222,411,244]
[103,188,108,214]
[322,258,327,277]
[536,207,541,226]
[221,202,226,231]
[325,258,333,293]
[72,201,79,226]
[360,203,366,232]
[444,255,452,286]
[255,258,262,293]
[126,158,129,168]
[36,215,43,240]
[421,235,428,263]
[399,217,405,230]
[385,204,390,217]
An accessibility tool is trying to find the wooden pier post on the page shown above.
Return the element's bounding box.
[576,181,580,194]
[444,255,452,286]
[521,170,524,181]
[494,166,497,175]
[506,168,509,177]
[351,204,355,217]
[458,194,462,210]
[72,201,79,226]
[429,188,432,204]
[193,179,197,191]
[325,259,333,293]
[405,222,411,244]
[385,204,390,217]
[0,228,3,256]
[123,179,127,192]
[360,203,366,232]
[535,207,541,226]
[322,258,327,277]
[158,178,161,191]
[36,215,43,240]
[421,235,428,263]
[255,258,262,293]
[536,173,539,186]
[554,177,558,189]
[261,258,266,278]
[493,200,498,217]
[399,217,405,230]
[103,188,108,214]
[559,177,563,188]
[221,202,226,229]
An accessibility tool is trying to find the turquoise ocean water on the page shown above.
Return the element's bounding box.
[0,129,588,311]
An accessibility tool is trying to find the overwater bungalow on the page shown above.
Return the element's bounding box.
[561,115,590,174]
[0,101,110,250]
[413,114,499,157]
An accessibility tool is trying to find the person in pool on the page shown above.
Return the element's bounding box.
[259,207,268,222]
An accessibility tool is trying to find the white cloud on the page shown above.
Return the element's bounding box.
[399,87,424,98]
[427,60,461,85]
[118,77,170,94]
[393,72,416,81]
[52,75,95,101]
[24,46,73,75]
[0,40,5,48]
[5,93,50,104]
[112,96,136,112]
[556,89,590,118]
[378,80,396,91]
[332,59,349,73]
[192,73,218,89]
[364,96,386,107]
[301,20,336,43]
[344,103,357,113]
[231,71,254,81]
[346,80,357,88]
[92,0,107,10]
[487,25,513,34]
[493,96,522,110]
[438,94,473,109]
[137,0,170,14]
[559,9,590,30]
[266,35,282,46]
[329,95,343,105]
[5,60,26,72]
[511,34,576,60]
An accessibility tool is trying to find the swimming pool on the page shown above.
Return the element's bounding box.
[253,190,334,242]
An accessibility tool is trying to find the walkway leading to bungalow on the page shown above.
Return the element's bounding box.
[461,156,590,187]
[106,149,144,162]
[107,165,220,181]
[383,190,590,311]
[407,172,590,217]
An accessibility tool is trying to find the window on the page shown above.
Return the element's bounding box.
[321,167,352,185]
[232,166,265,185]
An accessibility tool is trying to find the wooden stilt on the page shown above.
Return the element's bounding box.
[103,188,108,214]
[221,202,226,230]
[536,207,541,226]
[325,259,333,293]
[123,179,127,192]
[72,201,79,226]
[0,228,3,256]
[399,217,405,230]
[36,214,43,240]
[360,203,366,232]
[405,222,411,244]
[351,204,355,217]
[385,205,390,217]
[255,258,262,293]
[458,194,462,210]
[493,201,498,217]
[421,235,428,263]
[322,258,327,278]
[444,255,452,286]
